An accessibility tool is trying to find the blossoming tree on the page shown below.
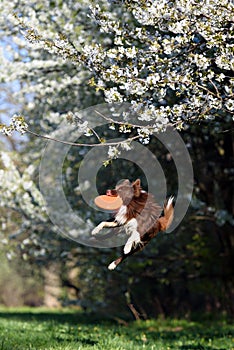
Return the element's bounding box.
[0,0,233,313]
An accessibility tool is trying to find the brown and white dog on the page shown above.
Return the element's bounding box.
[92,179,174,270]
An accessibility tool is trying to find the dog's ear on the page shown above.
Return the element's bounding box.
[133,179,141,197]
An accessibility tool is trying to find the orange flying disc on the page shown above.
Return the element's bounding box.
[94,194,123,210]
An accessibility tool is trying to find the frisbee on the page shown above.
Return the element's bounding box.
[94,193,123,210]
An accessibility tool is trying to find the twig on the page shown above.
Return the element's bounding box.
[94,109,156,129]
[209,79,221,99]
[127,303,141,320]
[125,291,141,320]
[94,109,172,134]
[27,128,140,147]
[196,83,218,97]
[190,215,215,221]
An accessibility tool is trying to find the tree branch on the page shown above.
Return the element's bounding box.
[26,128,140,147]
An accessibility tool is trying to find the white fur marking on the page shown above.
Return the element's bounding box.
[124,231,141,254]
[108,261,117,270]
[125,218,138,235]
[167,196,174,209]
[123,218,141,254]
[92,221,118,235]
[91,222,104,235]
[115,205,127,225]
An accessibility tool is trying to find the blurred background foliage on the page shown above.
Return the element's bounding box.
[1,119,232,319]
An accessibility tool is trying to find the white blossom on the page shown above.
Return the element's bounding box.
[121,142,132,151]
[0,151,47,220]
[104,88,124,103]
[0,0,233,239]
[107,146,120,159]
[225,99,234,112]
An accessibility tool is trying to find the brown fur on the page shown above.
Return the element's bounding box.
[92,179,174,269]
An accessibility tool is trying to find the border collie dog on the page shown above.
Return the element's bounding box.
[92,179,174,270]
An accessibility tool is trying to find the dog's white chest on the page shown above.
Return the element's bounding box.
[115,205,127,225]
[125,218,138,235]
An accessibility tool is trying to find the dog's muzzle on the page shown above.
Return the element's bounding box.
[106,189,118,197]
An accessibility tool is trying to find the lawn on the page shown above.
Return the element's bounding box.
[0,308,233,350]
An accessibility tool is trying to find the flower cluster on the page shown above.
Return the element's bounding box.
[0,151,46,220]
[66,111,91,135]
[1,0,233,143]
[87,0,233,128]
[0,115,28,136]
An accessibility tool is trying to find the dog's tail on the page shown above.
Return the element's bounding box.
[158,196,174,232]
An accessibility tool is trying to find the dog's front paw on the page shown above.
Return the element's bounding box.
[124,231,141,254]
[91,226,101,235]
[124,242,132,254]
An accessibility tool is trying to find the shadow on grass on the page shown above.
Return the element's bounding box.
[0,309,103,349]
[132,319,234,350]
[0,309,107,326]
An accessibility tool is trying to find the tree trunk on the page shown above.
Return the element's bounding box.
[43,262,61,308]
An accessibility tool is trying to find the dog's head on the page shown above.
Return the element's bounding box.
[108,179,142,205]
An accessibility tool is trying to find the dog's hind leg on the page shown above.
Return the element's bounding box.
[108,241,147,270]
[108,256,124,270]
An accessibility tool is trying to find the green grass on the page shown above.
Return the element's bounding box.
[0,308,233,350]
